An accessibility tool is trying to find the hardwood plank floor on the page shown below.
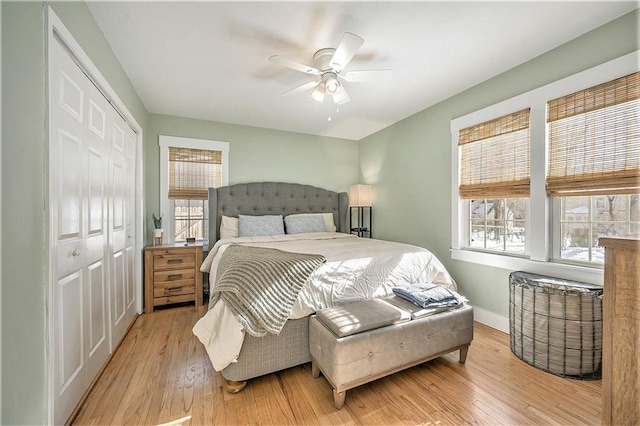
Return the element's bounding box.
[72,305,602,425]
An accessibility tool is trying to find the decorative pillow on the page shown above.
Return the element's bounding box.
[220,215,239,239]
[238,214,285,237]
[288,212,337,232]
[284,215,326,234]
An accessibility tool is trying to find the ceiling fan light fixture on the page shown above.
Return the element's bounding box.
[310,83,326,103]
[325,76,339,94]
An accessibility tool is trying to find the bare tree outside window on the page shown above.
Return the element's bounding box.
[560,194,639,264]
[469,198,527,254]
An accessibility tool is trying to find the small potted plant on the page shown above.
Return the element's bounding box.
[152,213,163,243]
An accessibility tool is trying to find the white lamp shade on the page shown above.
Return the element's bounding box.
[349,184,372,206]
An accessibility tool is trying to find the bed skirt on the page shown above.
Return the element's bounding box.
[220,317,311,382]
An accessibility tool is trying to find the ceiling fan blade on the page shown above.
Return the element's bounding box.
[330,32,364,72]
[269,55,320,75]
[282,80,319,95]
[342,69,393,82]
[332,84,351,105]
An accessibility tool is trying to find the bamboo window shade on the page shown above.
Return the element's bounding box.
[546,72,640,197]
[168,147,222,200]
[458,108,531,199]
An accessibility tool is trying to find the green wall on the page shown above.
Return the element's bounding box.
[144,114,358,242]
[1,2,146,424]
[358,9,639,320]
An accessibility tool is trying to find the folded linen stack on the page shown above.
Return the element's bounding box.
[392,282,463,309]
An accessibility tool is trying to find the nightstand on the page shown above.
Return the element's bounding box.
[144,243,203,313]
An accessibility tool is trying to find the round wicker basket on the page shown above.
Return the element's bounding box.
[509,271,603,380]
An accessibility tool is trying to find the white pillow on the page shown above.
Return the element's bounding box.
[288,212,336,232]
[220,215,239,239]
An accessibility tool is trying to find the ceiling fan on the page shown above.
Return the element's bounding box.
[269,32,392,105]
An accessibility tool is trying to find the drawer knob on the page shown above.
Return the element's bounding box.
[166,286,183,293]
[167,259,183,264]
[167,274,183,280]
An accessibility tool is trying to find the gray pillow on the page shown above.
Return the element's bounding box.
[284,215,326,234]
[238,214,285,237]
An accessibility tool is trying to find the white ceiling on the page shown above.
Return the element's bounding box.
[87,1,637,141]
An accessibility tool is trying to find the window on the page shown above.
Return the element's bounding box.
[451,50,638,280]
[159,136,229,244]
[558,195,640,264]
[458,108,530,255]
[547,72,640,264]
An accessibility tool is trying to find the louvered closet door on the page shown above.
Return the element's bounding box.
[108,110,137,348]
[50,36,110,425]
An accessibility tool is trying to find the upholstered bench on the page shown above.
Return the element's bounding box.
[309,296,474,409]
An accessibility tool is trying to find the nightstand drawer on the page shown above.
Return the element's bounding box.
[153,282,195,298]
[153,252,196,270]
[153,269,195,285]
[153,293,197,307]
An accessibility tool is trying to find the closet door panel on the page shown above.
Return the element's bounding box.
[50,38,88,426]
[109,110,134,347]
[55,269,85,424]
[124,128,137,310]
[57,131,84,238]
[110,249,126,345]
[59,271,84,387]
[84,80,110,379]
[87,259,108,379]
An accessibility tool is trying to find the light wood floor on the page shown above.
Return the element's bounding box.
[72,305,602,425]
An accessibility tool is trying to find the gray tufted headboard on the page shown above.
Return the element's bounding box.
[208,182,349,247]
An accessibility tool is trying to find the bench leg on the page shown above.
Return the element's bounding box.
[459,345,469,363]
[333,389,346,409]
[311,361,320,378]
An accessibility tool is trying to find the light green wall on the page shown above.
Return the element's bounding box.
[145,113,358,243]
[1,2,146,424]
[358,9,639,319]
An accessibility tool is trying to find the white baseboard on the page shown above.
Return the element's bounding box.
[473,306,510,334]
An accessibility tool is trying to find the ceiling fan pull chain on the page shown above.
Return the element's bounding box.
[328,99,332,122]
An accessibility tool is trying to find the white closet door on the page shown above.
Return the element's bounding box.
[84,79,110,380]
[50,33,137,424]
[124,129,137,314]
[50,36,109,425]
[108,111,136,348]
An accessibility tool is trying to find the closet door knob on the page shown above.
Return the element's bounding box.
[72,249,80,257]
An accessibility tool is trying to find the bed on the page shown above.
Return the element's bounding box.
[193,182,458,390]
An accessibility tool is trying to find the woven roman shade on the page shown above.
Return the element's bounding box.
[546,72,640,197]
[168,147,222,199]
[458,108,531,199]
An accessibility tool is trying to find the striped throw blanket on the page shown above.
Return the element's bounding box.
[210,245,326,337]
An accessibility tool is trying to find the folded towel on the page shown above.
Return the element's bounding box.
[392,282,462,309]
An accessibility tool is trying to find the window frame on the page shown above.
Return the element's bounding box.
[159,135,229,244]
[450,50,638,284]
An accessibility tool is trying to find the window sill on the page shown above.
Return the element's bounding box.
[450,248,604,285]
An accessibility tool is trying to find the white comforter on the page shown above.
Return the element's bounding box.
[193,233,456,371]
